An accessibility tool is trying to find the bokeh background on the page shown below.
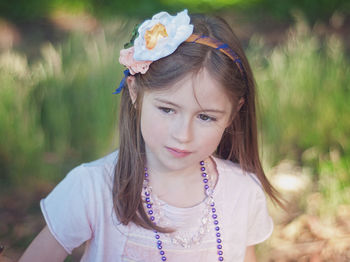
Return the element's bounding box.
[0,0,349,261]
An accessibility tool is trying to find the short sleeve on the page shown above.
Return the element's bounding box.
[40,165,95,254]
[246,188,274,246]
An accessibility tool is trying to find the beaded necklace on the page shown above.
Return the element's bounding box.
[143,160,224,261]
[142,172,214,248]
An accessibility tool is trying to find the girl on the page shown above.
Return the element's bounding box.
[19,9,282,262]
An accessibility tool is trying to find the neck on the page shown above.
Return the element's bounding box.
[145,156,218,208]
[148,163,199,183]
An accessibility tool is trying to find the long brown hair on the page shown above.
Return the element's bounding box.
[113,13,283,232]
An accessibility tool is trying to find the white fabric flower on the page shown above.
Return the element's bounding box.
[133,9,194,61]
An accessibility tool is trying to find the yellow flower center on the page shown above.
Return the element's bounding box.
[144,23,168,50]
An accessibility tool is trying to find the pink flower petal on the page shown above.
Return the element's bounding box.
[119,47,152,75]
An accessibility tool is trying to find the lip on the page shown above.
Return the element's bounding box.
[165,146,192,158]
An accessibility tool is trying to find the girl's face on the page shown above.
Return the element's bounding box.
[139,68,233,173]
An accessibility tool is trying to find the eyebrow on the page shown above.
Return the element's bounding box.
[154,98,226,114]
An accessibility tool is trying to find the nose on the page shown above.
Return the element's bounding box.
[171,115,193,144]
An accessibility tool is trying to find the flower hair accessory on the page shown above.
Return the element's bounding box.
[114,9,193,94]
[119,47,152,75]
[133,10,193,61]
[114,9,248,94]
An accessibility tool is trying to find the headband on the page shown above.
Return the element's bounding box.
[114,10,247,94]
[185,34,246,80]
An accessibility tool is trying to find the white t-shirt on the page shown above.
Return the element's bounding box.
[40,150,273,261]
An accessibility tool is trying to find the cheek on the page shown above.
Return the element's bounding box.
[199,127,226,152]
[140,107,168,145]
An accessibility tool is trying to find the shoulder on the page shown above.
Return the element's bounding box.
[55,150,119,201]
[69,150,118,182]
[213,156,264,196]
[213,157,274,245]
[80,150,119,173]
[44,150,119,200]
[39,150,120,255]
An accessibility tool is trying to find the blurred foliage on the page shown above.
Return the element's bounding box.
[0,0,166,21]
[0,52,44,184]
[249,0,350,22]
[0,12,349,202]
[0,24,132,187]
[252,19,350,156]
[249,14,350,194]
[318,155,350,216]
[0,0,349,23]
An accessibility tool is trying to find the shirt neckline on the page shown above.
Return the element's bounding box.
[158,155,226,213]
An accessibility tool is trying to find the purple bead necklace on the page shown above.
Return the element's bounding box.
[143,160,224,261]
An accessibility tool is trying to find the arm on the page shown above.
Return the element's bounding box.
[244,245,257,262]
[18,226,68,262]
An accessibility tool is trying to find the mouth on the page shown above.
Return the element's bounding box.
[165,146,192,158]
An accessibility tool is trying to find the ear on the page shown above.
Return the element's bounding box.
[226,97,245,128]
[126,76,137,104]
[237,97,244,112]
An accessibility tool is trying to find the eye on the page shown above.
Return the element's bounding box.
[158,107,174,114]
[198,114,216,122]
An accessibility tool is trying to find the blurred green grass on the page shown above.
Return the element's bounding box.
[251,16,350,163]
[0,24,132,187]
[249,14,350,212]
[1,0,349,23]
